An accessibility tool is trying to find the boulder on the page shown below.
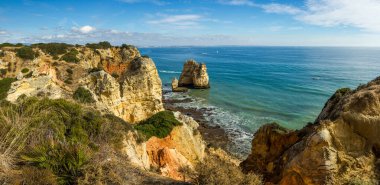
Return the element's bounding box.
[172,77,188,92]
[178,60,210,89]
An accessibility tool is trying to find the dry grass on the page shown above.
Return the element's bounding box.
[0,102,37,181]
[193,155,262,185]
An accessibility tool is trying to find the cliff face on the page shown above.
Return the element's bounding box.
[122,112,206,181]
[0,44,206,183]
[241,78,380,184]
[178,60,210,89]
[0,45,163,123]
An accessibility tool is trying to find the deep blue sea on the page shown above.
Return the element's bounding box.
[140,47,380,154]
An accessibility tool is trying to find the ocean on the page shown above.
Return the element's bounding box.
[139,46,380,155]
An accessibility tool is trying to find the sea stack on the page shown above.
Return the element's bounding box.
[178,59,210,89]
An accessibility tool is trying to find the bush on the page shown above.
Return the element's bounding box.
[194,156,262,185]
[111,72,119,78]
[24,71,33,78]
[21,68,29,73]
[0,51,4,57]
[60,49,79,63]
[73,87,95,103]
[134,111,182,140]
[0,78,16,100]
[85,41,112,50]
[32,43,71,57]
[0,43,23,48]
[66,68,73,74]
[16,46,39,60]
[0,97,133,184]
[0,69,6,76]
[22,142,90,184]
[88,67,103,73]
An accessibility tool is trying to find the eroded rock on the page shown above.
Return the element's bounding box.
[241,77,380,185]
[178,60,210,89]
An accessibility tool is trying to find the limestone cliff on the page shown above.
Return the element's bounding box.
[0,44,163,123]
[122,112,206,181]
[0,43,207,183]
[178,59,210,89]
[241,77,380,185]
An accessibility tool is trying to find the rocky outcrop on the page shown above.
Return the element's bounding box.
[241,77,380,184]
[172,77,187,92]
[178,60,210,89]
[0,44,163,124]
[122,112,206,181]
[82,56,164,123]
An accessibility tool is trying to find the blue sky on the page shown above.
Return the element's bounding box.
[1,0,380,46]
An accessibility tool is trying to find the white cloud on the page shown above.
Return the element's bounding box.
[298,0,380,32]
[72,25,96,34]
[148,14,203,29]
[261,3,303,15]
[0,30,6,35]
[221,0,380,33]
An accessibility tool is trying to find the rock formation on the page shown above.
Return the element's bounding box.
[82,56,164,123]
[178,60,210,89]
[241,78,380,184]
[172,77,187,92]
[0,43,208,183]
[0,44,163,123]
[122,111,206,181]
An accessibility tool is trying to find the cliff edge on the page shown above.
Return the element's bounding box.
[241,77,380,184]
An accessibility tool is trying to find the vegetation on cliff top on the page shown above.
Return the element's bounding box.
[135,111,182,140]
[32,43,72,57]
[0,78,16,100]
[0,97,134,184]
[60,48,79,63]
[16,46,39,60]
[85,41,112,50]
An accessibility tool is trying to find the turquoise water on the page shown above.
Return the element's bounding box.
[140,47,380,153]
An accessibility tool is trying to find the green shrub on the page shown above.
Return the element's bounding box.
[32,43,72,57]
[21,68,29,73]
[73,87,95,103]
[60,49,79,63]
[64,79,72,84]
[0,69,6,76]
[66,68,73,74]
[111,72,119,78]
[88,67,103,73]
[0,43,23,48]
[22,142,90,185]
[134,111,182,140]
[85,41,112,50]
[24,71,33,78]
[0,51,4,57]
[0,78,16,100]
[16,46,39,60]
[0,97,133,184]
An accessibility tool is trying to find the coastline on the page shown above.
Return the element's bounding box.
[162,86,249,159]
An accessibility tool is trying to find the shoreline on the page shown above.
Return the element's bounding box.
[163,89,245,160]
